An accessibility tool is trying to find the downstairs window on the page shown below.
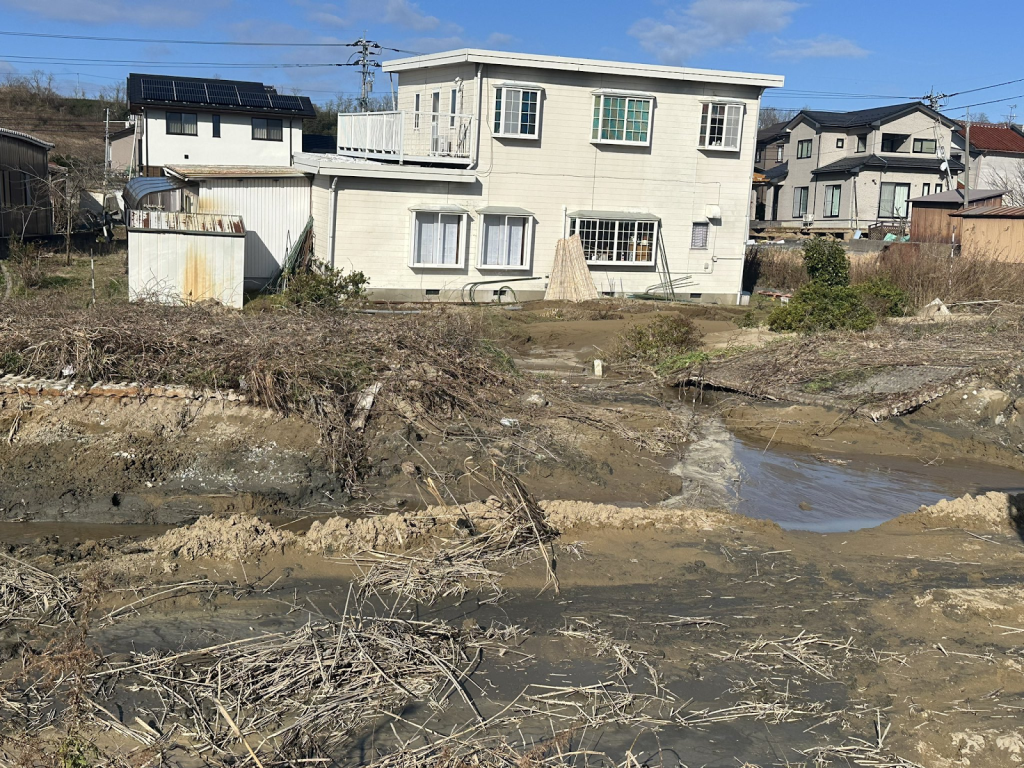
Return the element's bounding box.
[480,214,532,268]
[569,217,658,263]
[411,211,466,267]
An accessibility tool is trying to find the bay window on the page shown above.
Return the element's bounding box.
[698,102,743,151]
[410,209,467,267]
[592,92,653,146]
[493,86,541,138]
[569,215,659,264]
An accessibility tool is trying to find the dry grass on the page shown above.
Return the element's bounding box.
[0,301,518,489]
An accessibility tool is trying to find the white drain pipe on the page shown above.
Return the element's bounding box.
[327,177,339,269]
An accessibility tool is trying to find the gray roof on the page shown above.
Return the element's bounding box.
[0,127,55,150]
[909,188,1006,204]
[757,120,789,145]
[796,101,953,130]
[763,161,789,181]
[123,175,190,210]
[812,154,964,175]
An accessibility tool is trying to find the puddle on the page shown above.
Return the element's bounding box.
[732,435,1024,532]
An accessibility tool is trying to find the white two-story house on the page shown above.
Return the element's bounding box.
[126,74,315,175]
[294,49,783,303]
[755,102,964,234]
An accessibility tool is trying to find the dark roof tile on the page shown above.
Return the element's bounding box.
[812,154,964,175]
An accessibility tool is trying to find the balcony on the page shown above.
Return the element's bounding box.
[336,111,475,165]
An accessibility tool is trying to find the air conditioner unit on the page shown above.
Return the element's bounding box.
[803,214,815,226]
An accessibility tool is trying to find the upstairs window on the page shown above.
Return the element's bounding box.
[252,118,283,141]
[690,222,709,249]
[776,144,785,161]
[593,93,652,146]
[856,135,867,152]
[836,138,845,149]
[166,112,197,136]
[410,210,466,267]
[493,86,540,138]
[797,139,813,159]
[698,103,742,151]
[913,138,937,154]
[414,93,421,129]
[569,216,658,263]
[480,213,532,268]
[212,114,221,138]
[881,133,908,152]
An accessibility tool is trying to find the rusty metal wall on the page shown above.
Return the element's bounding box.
[128,213,246,308]
[196,177,311,286]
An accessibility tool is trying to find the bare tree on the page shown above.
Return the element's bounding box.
[983,161,1024,206]
[759,106,799,131]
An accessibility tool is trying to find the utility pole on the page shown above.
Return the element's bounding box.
[964,108,971,210]
[103,108,110,188]
[355,33,378,112]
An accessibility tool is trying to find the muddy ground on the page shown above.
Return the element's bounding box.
[2,299,1024,766]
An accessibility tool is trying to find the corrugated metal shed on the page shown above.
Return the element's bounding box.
[165,165,307,179]
[128,210,246,308]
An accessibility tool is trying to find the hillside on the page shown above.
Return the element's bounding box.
[0,75,127,164]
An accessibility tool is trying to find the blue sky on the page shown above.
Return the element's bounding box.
[0,0,1021,121]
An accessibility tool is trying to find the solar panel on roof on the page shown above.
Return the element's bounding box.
[173,81,208,104]
[269,93,303,111]
[141,79,174,101]
[238,90,272,109]
[206,83,240,106]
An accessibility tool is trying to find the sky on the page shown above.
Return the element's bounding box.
[0,0,1022,122]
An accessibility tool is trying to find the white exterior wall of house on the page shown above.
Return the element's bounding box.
[194,176,311,288]
[312,55,779,303]
[141,110,301,168]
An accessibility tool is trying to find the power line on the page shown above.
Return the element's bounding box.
[1,55,354,69]
[942,92,1024,114]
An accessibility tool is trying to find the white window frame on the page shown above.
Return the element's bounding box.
[823,184,841,218]
[592,90,654,147]
[568,216,659,265]
[698,102,743,152]
[793,187,809,218]
[492,84,542,140]
[478,214,533,270]
[414,93,421,130]
[409,209,468,268]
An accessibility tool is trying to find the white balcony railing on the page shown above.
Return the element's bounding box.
[336,111,475,163]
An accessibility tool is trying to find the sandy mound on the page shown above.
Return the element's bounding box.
[541,500,737,531]
[148,514,295,560]
[916,586,1024,619]
[887,491,1024,531]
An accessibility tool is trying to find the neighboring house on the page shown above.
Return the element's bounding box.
[753,102,963,235]
[109,124,137,174]
[952,122,1024,198]
[294,49,782,303]
[126,74,316,176]
[753,121,788,220]
[0,127,54,239]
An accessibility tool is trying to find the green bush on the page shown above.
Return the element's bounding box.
[802,238,850,287]
[853,277,912,318]
[285,267,368,309]
[612,314,703,368]
[767,282,876,333]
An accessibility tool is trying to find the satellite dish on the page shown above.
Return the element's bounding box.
[940,161,949,172]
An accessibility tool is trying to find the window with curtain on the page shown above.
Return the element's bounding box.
[480,215,531,268]
[879,182,911,218]
[592,94,652,145]
[166,112,197,136]
[698,103,743,151]
[412,211,463,266]
[797,139,813,159]
[252,118,283,141]
[824,185,842,218]
[494,87,540,137]
[793,187,809,218]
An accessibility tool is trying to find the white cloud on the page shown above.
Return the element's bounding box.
[771,34,869,59]
[630,0,800,64]
[485,32,517,49]
[0,0,211,25]
[0,60,15,75]
[380,0,438,31]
